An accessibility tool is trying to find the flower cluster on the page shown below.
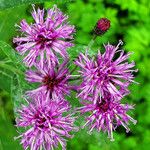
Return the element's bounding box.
[14,4,137,150]
[75,41,137,141]
[14,5,77,150]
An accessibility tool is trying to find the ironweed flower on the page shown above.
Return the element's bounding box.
[78,94,137,141]
[16,94,77,150]
[13,5,75,67]
[94,18,110,35]
[75,40,137,103]
[25,59,71,100]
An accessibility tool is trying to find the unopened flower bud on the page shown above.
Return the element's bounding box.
[94,18,110,35]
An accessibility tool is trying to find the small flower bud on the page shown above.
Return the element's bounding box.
[94,18,110,35]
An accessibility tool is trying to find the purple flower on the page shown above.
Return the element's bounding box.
[16,94,77,150]
[13,5,75,67]
[78,94,137,141]
[75,40,137,103]
[25,59,71,100]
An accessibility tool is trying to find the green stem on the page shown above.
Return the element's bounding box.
[86,34,97,51]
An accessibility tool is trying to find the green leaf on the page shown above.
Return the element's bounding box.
[0,5,28,42]
[12,74,36,116]
[0,41,22,65]
[0,69,12,92]
[0,41,26,73]
[0,0,46,10]
[12,74,24,114]
[0,0,72,10]
[0,118,22,150]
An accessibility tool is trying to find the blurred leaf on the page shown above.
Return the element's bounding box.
[0,118,22,150]
[121,137,137,149]
[0,70,12,92]
[0,0,46,10]
[0,5,28,43]
[0,0,74,10]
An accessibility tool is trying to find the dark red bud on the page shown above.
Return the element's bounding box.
[94,18,111,35]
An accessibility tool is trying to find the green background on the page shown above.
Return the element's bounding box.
[0,0,150,149]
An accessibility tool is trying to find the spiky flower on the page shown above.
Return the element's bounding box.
[16,94,77,150]
[75,40,137,103]
[13,5,75,67]
[25,59,71,100]
[78,94,137,141]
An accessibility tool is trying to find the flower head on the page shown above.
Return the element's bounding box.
[78,94,137,141]
[26,59,71,100]
[13,5,75,67]
[16,94,77,150]
[94,18,110,35]
[75,40,137,103]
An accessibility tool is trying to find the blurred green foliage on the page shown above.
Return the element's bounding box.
[0,0,150,149]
